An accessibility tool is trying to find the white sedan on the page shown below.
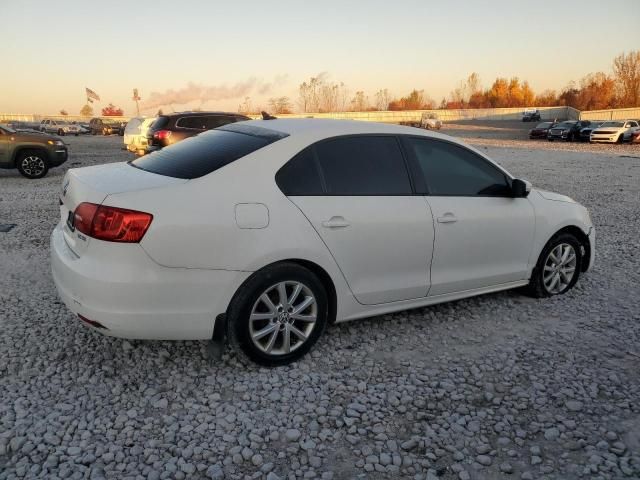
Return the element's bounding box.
[51,119,595,365]
[590,119,639,143]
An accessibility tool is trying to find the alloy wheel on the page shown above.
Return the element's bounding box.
[21,156,46,177]
[543,243,577,294]
[249,281,317,355]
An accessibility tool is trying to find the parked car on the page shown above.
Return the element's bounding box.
[40,119,81,136]
[522,109,541,122]
[622,124,640,143]
[123,117,156,155]
[628,129,640,144]
[0,124,68,178]
[51,119,594,365]
[89,118,122,135]
[590,120,640,143]
[420,113,442,130]
[578,121,605,142]
[547,120,593,142]
[528,121,557,139]
[145,111,249,153]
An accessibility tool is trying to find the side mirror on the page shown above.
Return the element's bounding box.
[511,178,531,198]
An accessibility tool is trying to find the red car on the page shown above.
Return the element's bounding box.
[529,122,557,139]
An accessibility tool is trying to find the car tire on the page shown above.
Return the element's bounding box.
[227,262,329,366]
[617,134,624,144]
[16,150,49,179]
[548,139,553,142]
[525,232,582,298]
[57,129,65,136]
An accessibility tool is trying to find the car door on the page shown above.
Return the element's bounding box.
[278,135,435,305]
[401,136,535,296]
[0,127,8,165]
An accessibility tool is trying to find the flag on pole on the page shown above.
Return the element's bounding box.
[132,88,141,101]
[85,87,100,101]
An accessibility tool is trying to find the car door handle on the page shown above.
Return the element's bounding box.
[321,216,350,228]
[437,213,458,224]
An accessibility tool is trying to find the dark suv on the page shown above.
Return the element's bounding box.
[145,112,249,153]
[547,120,593,142]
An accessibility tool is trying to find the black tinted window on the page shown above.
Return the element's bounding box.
[176,116,207,130]
[204,116,232,129]
[276,148,323,195]
[315,136,411,195]
[403,137,511,196]
[150,116,169,130]
[131,128,286,179]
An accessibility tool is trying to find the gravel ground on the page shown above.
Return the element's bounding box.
[1,128,639,480]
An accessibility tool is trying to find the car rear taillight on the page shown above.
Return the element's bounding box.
[153,130,172,140]
[73,202,153,243]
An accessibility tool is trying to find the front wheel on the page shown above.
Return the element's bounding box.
[525,233,582,298]
[617,134,624,144]
[57,129,65,136]
[227,263,329,366]
[16,150,49,179]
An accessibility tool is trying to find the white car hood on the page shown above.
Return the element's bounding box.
[535,189,576,204]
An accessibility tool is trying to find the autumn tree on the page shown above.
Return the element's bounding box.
[577,72,616,110]
[535,89,558,107]
[101,103,123,116]
[389,89,434,110]
[80,104,93,116]
[612,51,640,107]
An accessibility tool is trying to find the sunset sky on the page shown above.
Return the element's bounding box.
[2,0,639,115]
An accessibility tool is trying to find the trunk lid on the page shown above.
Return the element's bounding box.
[59,162,187,256]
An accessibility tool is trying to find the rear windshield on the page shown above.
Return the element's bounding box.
[535,122,552,128]
[130,124,288,179]
[150,116,170,130]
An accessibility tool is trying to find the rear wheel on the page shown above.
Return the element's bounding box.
[525,233,582,298]
[227,263,329,366]
[16,150,49,179]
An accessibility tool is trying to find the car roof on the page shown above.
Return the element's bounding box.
[162,111,246,117]
[240,118,450,139]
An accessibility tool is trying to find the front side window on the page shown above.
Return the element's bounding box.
[314,136,411,195]
[403,137,511,196]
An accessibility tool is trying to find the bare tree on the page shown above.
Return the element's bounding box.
[374,89,391,111]
[268,96,293,114]
[350,91,369,111]
[613,51,640,107]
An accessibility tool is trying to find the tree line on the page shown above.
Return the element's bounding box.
[292,51,640,113]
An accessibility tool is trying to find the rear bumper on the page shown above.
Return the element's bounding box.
[586,226,596,272]
[50,224,250,340]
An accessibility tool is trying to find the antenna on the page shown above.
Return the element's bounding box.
[261,111,277,120]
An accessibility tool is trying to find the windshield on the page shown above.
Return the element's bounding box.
[557,121,576,128]
[535,122,552,128]
[600,121,624,128]
[0,125,17,134]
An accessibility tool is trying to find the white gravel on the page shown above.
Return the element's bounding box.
[1,130,639,480]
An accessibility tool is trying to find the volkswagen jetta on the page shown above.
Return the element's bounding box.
[51,119,595,365]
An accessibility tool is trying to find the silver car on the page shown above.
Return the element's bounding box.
[40,119,80,136]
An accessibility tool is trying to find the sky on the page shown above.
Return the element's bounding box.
[2,0,639,115]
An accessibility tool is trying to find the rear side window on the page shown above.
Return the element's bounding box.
[276,148,324,195]
[314,136,411,195]
[176,116,207,130]
[205,116,232,129]
[403,137,511,196]
[131,127,287,179]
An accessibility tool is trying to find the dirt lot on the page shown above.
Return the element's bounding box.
[1,126,639,480]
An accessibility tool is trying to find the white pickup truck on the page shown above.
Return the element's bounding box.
[400,113,442,130]
[40,119,81,136]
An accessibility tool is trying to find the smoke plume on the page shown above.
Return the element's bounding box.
[141,75,288,110]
